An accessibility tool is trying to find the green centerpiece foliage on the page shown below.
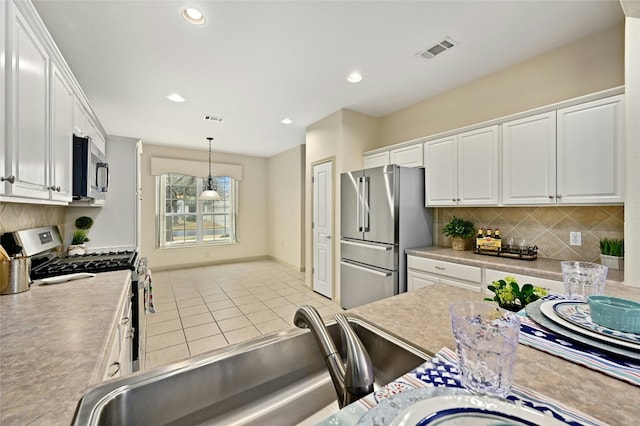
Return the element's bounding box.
[599,238,624,257]
[484,276,547,312]
[443,216,475,238]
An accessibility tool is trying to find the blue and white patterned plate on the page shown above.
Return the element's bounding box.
[553,301,640,345]
[390,394,567,426]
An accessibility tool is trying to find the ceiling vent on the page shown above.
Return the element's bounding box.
[416,37,458,60]
[203,115,225,123]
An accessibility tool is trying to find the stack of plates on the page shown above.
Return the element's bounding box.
[526,299,640,361]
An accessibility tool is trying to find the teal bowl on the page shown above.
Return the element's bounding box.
[588,295,640,334]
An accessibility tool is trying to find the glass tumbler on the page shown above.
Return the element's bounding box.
[561,261,608,301]
[449,302,521,398]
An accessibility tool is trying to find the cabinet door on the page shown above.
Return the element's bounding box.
[457,125,499,205]
[73,95,88,136]
[407,270,438,291]
[502,112,556,205]
[9,5,49,199]
[390,143,424,168]
[0,0,6,195]
[364,151,390,169]
[557,95,625,204]
[50,64,74,202]
[424,136,457,206]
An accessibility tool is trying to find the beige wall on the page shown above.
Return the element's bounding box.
[140,144,269,270]
[378,23,625,148]
[267,144,305,270]
[304,109,378,302]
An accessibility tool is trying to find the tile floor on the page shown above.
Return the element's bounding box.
[144,259,344,370]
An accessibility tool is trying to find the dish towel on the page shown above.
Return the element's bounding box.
[317,347,602,426]
[144,269,156,314]
[518,297,640,386]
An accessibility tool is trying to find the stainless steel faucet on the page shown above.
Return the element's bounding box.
[293,305,374,408]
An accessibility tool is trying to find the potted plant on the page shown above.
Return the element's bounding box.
[69,216,94,256]
[443,216,475,251]
[599,238,624,271]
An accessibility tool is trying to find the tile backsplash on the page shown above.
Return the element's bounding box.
[437,206,624,262]
[0,203,66,235]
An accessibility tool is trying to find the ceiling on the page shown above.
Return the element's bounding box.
[32,1,624,158]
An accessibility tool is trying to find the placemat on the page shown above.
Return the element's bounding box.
[317,347,603,426]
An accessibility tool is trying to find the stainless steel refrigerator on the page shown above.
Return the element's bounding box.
[340,165,432,309]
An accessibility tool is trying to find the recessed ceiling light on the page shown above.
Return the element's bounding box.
[166,93,185,103]
[281,118,293,125]
[180,7,207,27]
[347,72,363,84]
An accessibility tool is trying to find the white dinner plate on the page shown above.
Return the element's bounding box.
[540,301,640,351]
[390,394,566,426]
[553,301,640,345]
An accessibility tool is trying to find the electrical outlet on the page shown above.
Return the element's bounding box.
[570,231,582,246]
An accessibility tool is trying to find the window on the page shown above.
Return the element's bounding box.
[157,173,237,248]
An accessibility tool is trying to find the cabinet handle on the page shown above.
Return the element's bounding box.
[47,185,61,192]
[107,362,121,377]
[120,317,130,326]
[1,176,16,184]
[457,198,461,201]
[556,194,562,199]
[451,198,456,202]
[548,195,554,199]
[435,266,446,271]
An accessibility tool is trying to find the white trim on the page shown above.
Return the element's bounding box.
[150,157,243,180]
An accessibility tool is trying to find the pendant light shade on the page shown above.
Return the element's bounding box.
[199,137,222,201]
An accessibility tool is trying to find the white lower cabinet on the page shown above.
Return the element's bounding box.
[407,255,482,292]
[102,288,133,381]
[484,268,564,295]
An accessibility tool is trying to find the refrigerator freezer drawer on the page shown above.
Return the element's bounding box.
[340,260,397,309]
[340,239,397,271]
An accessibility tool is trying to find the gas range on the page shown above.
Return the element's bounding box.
[30,250,138,280]
[1,226,140,280]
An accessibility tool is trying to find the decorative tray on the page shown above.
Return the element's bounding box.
[473,244,538,261]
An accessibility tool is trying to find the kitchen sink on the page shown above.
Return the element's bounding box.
[72,315,431,426]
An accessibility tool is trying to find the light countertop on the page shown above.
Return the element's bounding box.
[350,283,640,425]
[406,246,632,294]
[0,271,131,425]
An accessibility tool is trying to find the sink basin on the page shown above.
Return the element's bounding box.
[72,315,431,425]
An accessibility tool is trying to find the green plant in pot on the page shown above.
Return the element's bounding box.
[69,216,94,255]
[443,216,475,251]
[599,238,624,271]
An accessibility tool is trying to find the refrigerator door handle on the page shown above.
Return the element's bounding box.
[341,240,392,251]
[356,176,362,232]
[362,176,370,232]
[340,260,392,277]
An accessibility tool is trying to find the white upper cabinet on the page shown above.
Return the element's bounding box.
[50,63,74,202]
[556,95,625,204]
[502,95,624,205]
[425,126,499,206]
[6,2,50,199]
[1,0,107,204]
[389,143,424,168]
[363,151,390,169]
[424,135,457,206]
[502,112,557,205]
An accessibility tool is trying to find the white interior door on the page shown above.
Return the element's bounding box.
[313,161,333,298]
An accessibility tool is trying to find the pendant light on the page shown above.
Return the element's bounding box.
[199,137,222,200]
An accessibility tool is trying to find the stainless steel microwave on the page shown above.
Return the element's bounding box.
[72,134,109,202]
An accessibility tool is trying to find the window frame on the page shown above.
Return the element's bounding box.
[156,173,238,249]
